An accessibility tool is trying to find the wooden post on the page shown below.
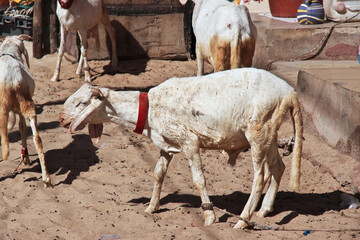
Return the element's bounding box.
[33,0,43,59]
[49,0,58,54]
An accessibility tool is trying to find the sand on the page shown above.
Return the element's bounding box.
[0,41,359,240]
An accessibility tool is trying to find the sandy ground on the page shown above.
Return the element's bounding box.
[0,41,359,240]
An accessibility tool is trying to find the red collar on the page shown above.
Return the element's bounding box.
[133,92,148,134]
[58,0,74,9]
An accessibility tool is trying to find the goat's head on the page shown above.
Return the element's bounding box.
[60,84,108,144]
[0,35,32,68]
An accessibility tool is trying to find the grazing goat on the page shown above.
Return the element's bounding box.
[51,0,118,82]
[180,0,257,76]
[0,35,51,188]
[59,68,303,228]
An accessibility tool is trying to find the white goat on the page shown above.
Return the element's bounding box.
[51,0,118,82]
[180,0,257,76]
[59,68,303,228]
[0,35,51,188]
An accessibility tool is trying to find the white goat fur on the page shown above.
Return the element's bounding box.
[60,68,303,228]
[0,36,51,187]
[51,0,118,82]
[180,0,257,76]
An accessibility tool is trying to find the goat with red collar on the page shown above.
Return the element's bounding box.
[51,0,118,82]
[59,67,303,229]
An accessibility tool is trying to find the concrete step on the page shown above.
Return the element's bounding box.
[252,13,360,69]
[270,59,360,194]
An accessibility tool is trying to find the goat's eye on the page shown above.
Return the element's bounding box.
[76,101,87,107]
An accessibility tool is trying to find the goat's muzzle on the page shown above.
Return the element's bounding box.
[59,113,71,128]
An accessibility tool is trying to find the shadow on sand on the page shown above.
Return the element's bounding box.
[128,190,345,225]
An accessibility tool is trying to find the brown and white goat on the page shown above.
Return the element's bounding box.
[180,0,257,76]
[0,35,51,188]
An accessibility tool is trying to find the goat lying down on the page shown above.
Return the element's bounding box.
[0,35,51,187]
[60,68,303,228]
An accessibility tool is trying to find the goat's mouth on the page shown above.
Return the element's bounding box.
[59,114,72,129]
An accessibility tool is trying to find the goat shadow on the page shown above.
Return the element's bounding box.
[0,134,99,186]
[44,134,99,186]
[104,20,149,76]
[129,190,346,225]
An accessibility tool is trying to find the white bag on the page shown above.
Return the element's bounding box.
[323,0,360,22]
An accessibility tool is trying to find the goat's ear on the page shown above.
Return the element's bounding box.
[18,35,32,41]
[91,88,104,99]
[22,44,30,69]
[179,0,188,5]
[0,35,6,43]
[69,100,103,134]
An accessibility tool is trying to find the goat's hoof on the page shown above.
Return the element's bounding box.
[144,205,158,214]
[256,208,272,218]
[233,219,249,229]
[23,158,30,165]
[43,178,53,188]
[50,76,59,82]
[204,210,216,226]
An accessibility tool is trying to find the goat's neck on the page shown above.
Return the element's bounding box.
[104,89,142,130]
[0,45,22,62]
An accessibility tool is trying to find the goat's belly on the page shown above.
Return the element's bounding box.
[198,131,249,150]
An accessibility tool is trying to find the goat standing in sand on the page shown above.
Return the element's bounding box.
[59,68,303,228]
[51,0,118,82]
[0,35,51,187]
[180,0,257,76]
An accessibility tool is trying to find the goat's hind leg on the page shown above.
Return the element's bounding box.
[77,29,91,82]
[145,150,173,213]
[28,114,52,188]
[234,142,267,229]
[0,109,10,161]
[101,8,118,68]
[18,115,30,165]
[257,143,285,217]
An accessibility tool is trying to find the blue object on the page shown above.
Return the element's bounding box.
[297,0,325,25]
[303,230,311,236]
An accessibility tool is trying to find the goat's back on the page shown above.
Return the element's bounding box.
[148,68,294,148]
[193,0,253,43]
[0,55,35,96]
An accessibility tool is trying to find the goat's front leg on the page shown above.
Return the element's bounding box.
[18,115,30,165]
[145,150,173,214]
[51,24,66,82]
[77,29,91,82]
[28,116,52,188]
[0,110,10,161]
[184,144,215,226]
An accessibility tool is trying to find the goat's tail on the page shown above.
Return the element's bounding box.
[289,92,303,191]
[230,35,241,69]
